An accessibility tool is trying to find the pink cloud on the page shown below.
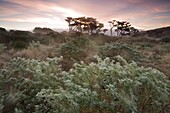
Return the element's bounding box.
[153,15,170,19]
[0,0,170,30]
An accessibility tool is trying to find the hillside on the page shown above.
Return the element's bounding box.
[0,27,170,113]
[136,26,170,40]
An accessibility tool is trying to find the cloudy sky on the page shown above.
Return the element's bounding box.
[0,0,170,30]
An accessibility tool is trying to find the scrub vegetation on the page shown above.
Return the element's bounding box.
[0,26,170,113]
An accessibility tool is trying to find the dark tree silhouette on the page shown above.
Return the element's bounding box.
[102,29,108,35]
[65,17,104,34]
[109,20,139,36]
[109,20,117,36]
[65,17,73,32]
[130,27,139,34]
[0,27,7,32]
[33,27,54,34]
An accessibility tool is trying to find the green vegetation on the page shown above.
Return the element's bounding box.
[0,27,170,113]
[99,42,143,61]
[0,56,169,113]
[0,43,6,52]
[57,36,90,60]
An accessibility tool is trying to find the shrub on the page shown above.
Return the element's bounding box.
[161,44,170,52]
[33,27,54,34]
[37,56,170,113]
[57,36,90,61]
[0,31,10,43]
[14,45,56,60]
[0,56,169,113]
[99,42,143,62]
[0,27,7,32]
[9,30,32,42]
[33,32,66,45]
[0,30,35,47]
[160,37,170,43]
[28,41,41,49]
[13,41,27,49]
[0,43,7,52]
[46,32,66,44]
[138,42,154,49]
[0,56,63,113]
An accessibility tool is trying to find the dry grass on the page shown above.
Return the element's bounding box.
[157,53,170,78]
[88,34,119,45]
[13,45,57,60]
[138,44,170,78]
[161,53,170,64]
[0,49,17,68]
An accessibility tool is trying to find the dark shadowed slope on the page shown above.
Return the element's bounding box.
[145,26,170,39]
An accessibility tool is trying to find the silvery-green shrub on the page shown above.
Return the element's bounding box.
[0,56,169,113]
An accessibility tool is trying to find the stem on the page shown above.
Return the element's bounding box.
[139,96,152,113]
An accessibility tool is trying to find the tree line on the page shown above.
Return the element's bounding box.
[65,17,104,34]
[109,20,139,36]
[65,17,139,36]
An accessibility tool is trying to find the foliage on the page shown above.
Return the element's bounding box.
[57,36,90,61]
[28,41,41,49]
[65,17,104,34]
[0,56,63,113]
[0,43,7,52]
[9,30,32,42]
[0,30,35,48]
[13,41,27,49]
[99,42,143,62]
[108,20,139,36]
[160,37,170,43]
[137,42,154,49]
[0,27,7,32]
[0,56,169,113]
[161,44,170,52]
[33,27,54,34]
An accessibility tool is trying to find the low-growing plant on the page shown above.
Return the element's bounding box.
[160,37,170,43]
[13,41,27,49]
[0,56,64,113]
[99,42,143,62]
[0,43,7,52]
[28,41,41,49]
[36,56,170,113]
[0,56,169,113]
[57,36,90,61]
[138,42,154,49]
[161,44,170,52]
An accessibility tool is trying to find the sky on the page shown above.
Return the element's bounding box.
[0,0,170,31]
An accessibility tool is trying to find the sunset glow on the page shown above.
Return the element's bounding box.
[0,0,170,30]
